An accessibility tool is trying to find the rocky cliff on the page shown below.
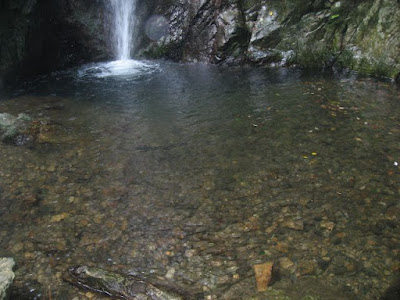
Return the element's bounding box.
[140,0,400,80]
[0,0,399,84]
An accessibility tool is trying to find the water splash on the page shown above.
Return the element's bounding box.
[77,60,159,79]
[110,0,136,60]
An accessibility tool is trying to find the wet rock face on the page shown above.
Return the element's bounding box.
[139,0,251,64]
[0,0,399,80]
[0,257,15,300]
[141,0,400,77]
[0,0,110,82]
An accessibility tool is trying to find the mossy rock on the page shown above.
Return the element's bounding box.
[0,113,32,145]
[140,41,183,61]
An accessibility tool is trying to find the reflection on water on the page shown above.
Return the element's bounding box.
[0,61,399,299]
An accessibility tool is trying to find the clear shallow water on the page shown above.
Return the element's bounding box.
[0,61,399,299]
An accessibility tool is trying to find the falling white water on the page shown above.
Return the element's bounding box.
[110,0,136,60]
[77,0,159,78]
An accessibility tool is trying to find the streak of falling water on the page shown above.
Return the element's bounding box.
[78,0,157,78]
[110,0,136,60]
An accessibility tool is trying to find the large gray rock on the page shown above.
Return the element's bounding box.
[0,258,15,300]
[0,113,32,146]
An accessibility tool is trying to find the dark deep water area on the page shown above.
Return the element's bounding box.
[0,61,399,299]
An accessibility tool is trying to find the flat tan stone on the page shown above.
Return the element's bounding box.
[253,261,274,292]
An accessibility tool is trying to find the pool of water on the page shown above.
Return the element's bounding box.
[0,61,399,299]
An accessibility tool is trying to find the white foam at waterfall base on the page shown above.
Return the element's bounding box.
[77,60,159,78]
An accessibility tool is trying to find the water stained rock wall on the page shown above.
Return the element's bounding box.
[139,0,251,64]
[140,0,400,79]
[0,0,399,82]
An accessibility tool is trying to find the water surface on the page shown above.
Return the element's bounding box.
[0,62,399,299]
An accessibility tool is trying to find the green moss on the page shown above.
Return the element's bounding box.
[142,45,167,59]
[356,57,397,79]
[301,296,321,300]
[141,41,183,60]
[288,41,333,69]
[334,49,356,69]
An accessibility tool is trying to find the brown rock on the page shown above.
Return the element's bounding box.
[50,213,69,223]
[265,223,278,234]
[298,260,317,275]
[335,232,346,239]
[253,261,274,292]
[47,162,57,172]
[391,261,400,272]
[281,218,304,231]
[320,220,335,231]
[24,252,35,260]
[385,205,400,220]
[240,215,260,232]
[278,257,294,270]
[299,198,310,206]
[275,242,289,253]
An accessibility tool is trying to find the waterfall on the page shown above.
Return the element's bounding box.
[78,0,158,78]
[110,0,136,60]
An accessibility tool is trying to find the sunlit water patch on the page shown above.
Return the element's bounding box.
[0,62,399,299]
